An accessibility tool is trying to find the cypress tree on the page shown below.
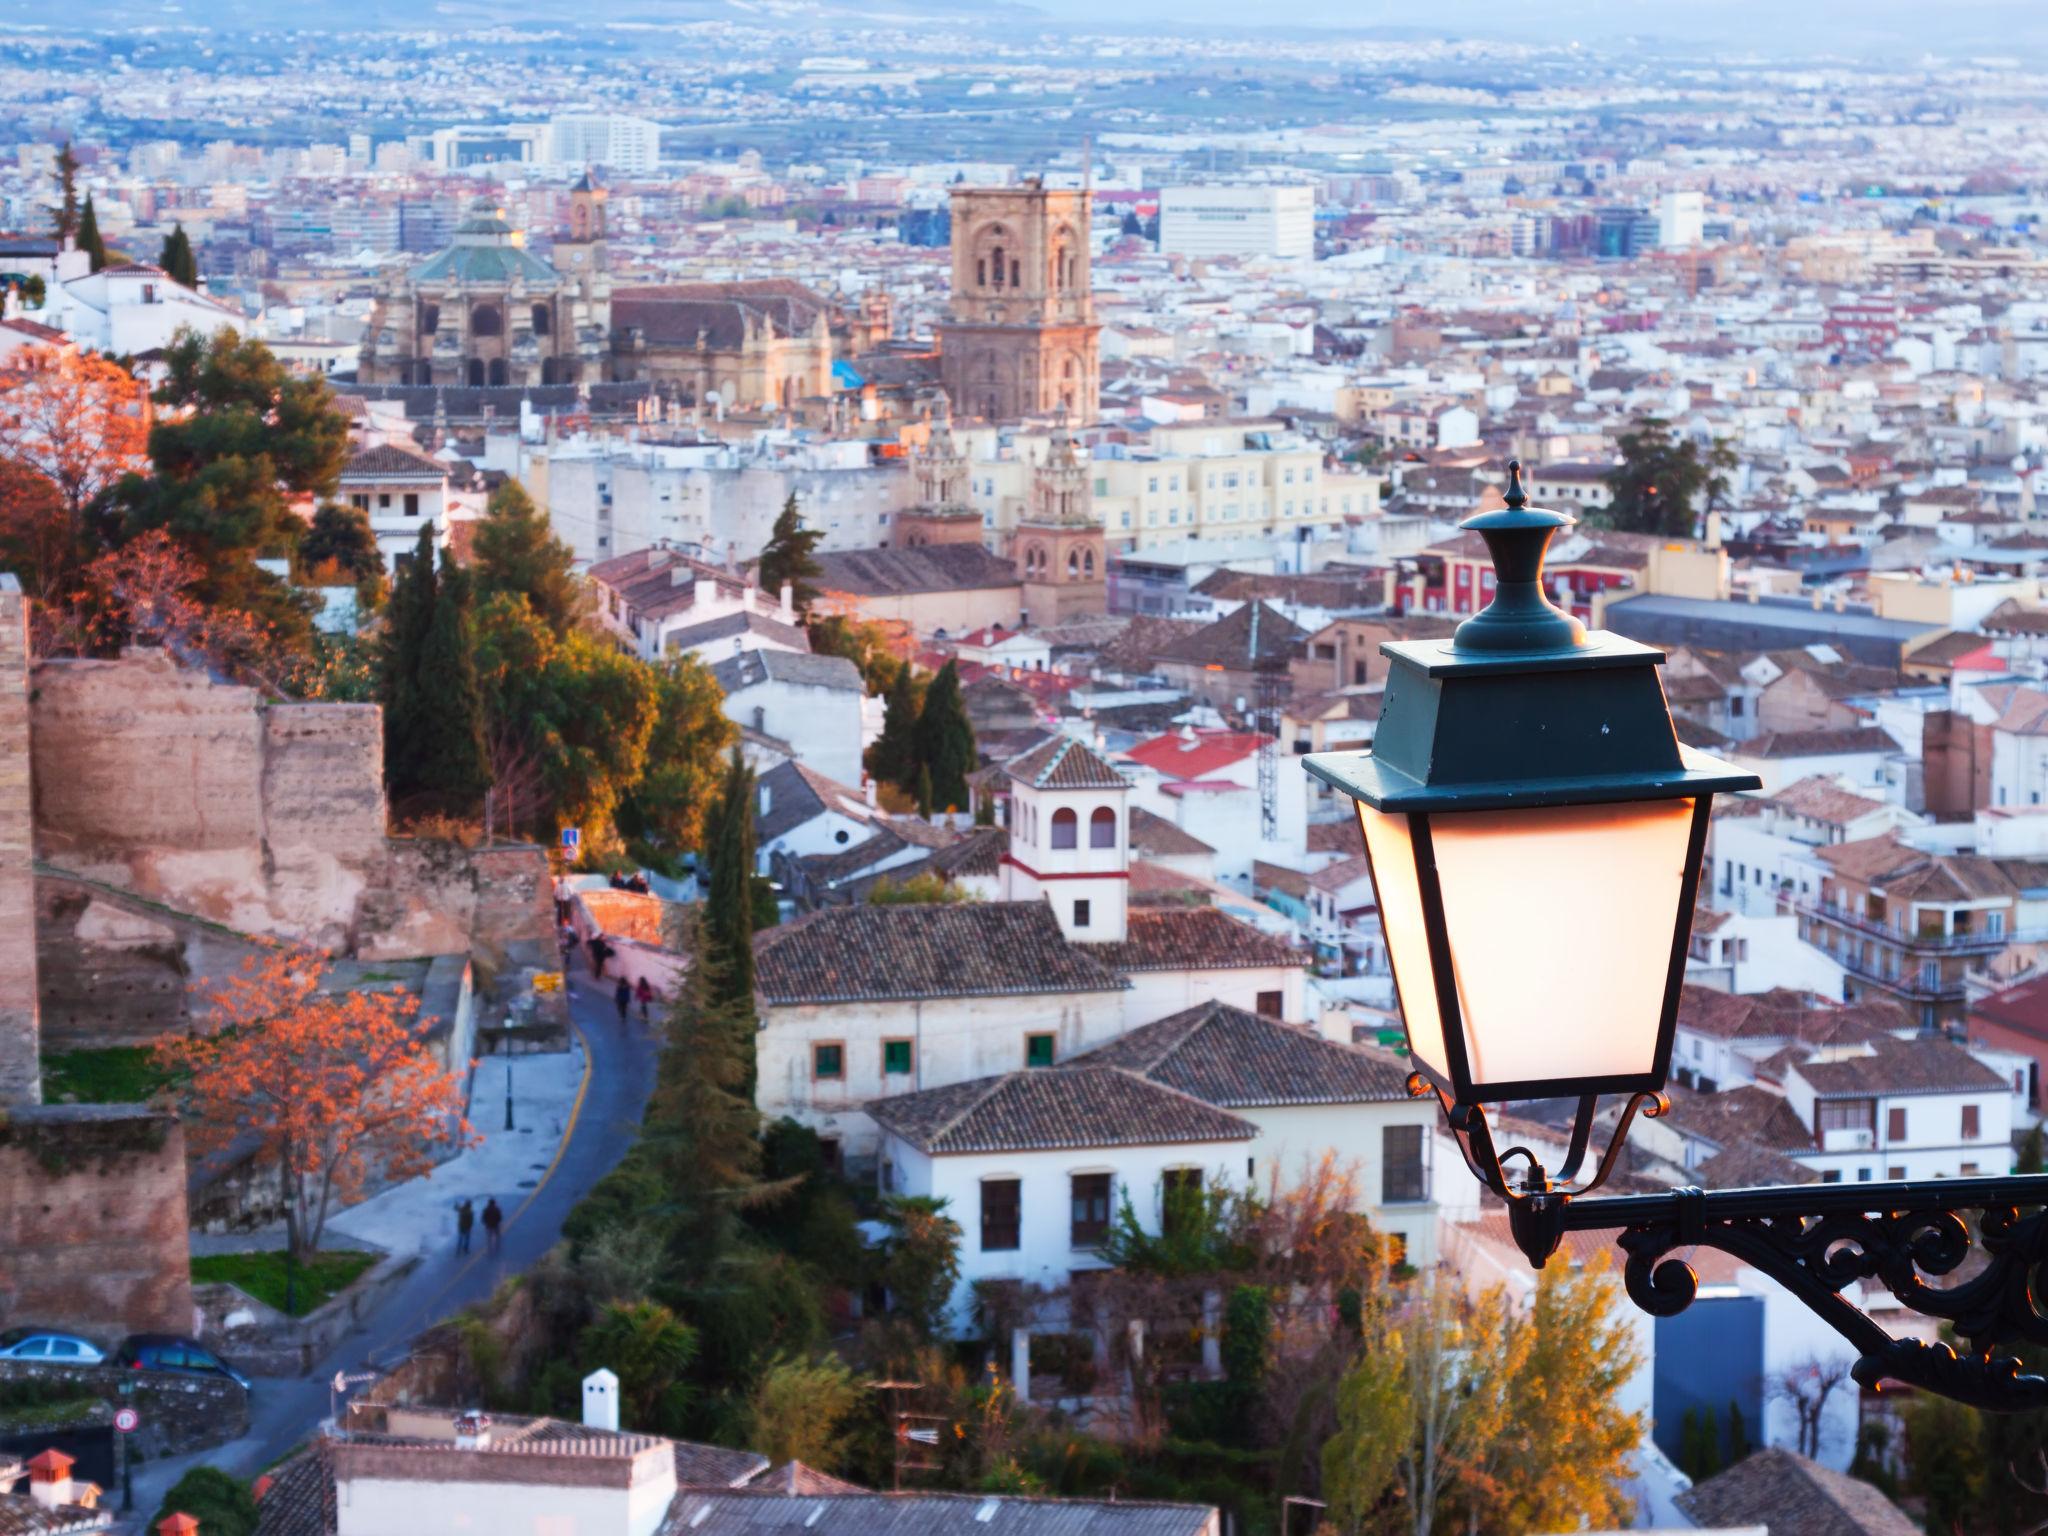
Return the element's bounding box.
[916,763,933,820]
[868,662,920,793]
[77,195,107,273]
[411,552,490,818]
[702,748,760,1098]
[158,223,198,288]
[52,143,79,241]
[379,526,439,802]
[756,493,823,622]
[913,659,975,815]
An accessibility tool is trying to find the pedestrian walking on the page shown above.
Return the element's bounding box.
[614,977,631,1027]
[455,1198,474,1255]
[482,1197,503,1255]
[588,935,612,978]
[559,923,579,968]
[634,975,654,1023]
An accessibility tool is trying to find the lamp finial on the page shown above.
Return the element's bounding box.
[1505,459,1527,510]
[1452,462,1587,653]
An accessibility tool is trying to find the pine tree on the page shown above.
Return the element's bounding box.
[158,223,198,288]
[379,526,439,801]
[51,143,79,241]
[756,494,823,622]
[410,552,490,818]
[867,662,920,792]
[913,659,975,815]
[77,195,107,273]
[470,480,584,636]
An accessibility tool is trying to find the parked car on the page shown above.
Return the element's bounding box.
[0,1329,105,1364]
[111,1335,252,1392]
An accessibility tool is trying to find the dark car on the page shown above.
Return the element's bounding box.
[111,1334,252,1392]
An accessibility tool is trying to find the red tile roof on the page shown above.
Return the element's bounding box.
[1124,730,1264,780]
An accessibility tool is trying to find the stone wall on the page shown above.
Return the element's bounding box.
[0,1105,193,1335]
[0,1359,248,1458]
[0,579,38,1103]
[29,650,386,949]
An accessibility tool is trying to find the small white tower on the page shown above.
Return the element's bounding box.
[998,735,1131,942]
[583,1367,620,1432]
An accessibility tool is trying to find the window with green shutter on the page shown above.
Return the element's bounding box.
[813,1043,844,1080]
[883,1039,913,1075]
[1025,1033,1056,1068]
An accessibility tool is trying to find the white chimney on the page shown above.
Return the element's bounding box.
[779,581,794,621]
[454,1411,492,1450]
[583,1368,621,1432]
[694,577,714,608]
[759,782,773,817]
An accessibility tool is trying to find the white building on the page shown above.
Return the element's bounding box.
[337,441,450,571]
[548,113,662,174]
[587,545,807,663]
[1158,185,1315,263]
[1785,1036,2013,1183]
[709,649,868,789]
[998,736,1134,943]
[38,258,241,355]
[1658,190,1706,250]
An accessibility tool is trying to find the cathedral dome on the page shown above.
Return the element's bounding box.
[408,198,563,288]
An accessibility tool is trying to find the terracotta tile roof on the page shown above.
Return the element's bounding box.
[674,1442,774,1488]
[1793,1034,2006,1098]
[1736,725,1899,759]
[813,544,1019,597]
[1066,1001,1411,1107]
[1768,774,1888,826]
[1129,860,1211,906]
[1656,1083,1814,1153]
[1676,1447,1919,1536]
[1252,860,1310,900]
[665,609,811,655]
[1094,907,1305,973]
[610,280,829,350]
[867,1065,1255,1154]
[1983,599,2048,636]
[1676,983,1902,1045]
[1004,736,1130,791]
[1092,615,1207,673]
[1993,687,2048,736]
[339,440,446,479]
[1154,601,1305,670]
[0,1496,113,1535]
[1970,972,2048,1043]
[747,1464,868,1495]
[253,1445,333,1536]
[1692,1142,1822,1189]
[754,903,1126,1005]
[1307,854,1374,895]
[1306,820,1363,855]
[1129,807,1214,858]
[710,650,864,695]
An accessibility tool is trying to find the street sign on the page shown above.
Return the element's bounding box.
[560,827,580,851]
[114,1408,139,1433]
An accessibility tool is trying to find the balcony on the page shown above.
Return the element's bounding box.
[1832,950,1966,1003]
[1821,1127,1875,1153]
[1796,900,2016,955]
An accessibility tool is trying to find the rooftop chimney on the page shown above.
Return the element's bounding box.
[454,1411,492,1450]
[759,782,773,817]
[583,1368,621,1432]
[26,1451,74,1509]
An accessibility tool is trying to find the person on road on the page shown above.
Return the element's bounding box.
[455,1198,474,1255]
[482,1197,503,1255]
[559,923,579,969]
[588,935,612,978]
[634,975,654,1024]
[613,977,632,1027]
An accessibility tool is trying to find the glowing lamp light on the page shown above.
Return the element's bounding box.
[1305,462,1758,1206]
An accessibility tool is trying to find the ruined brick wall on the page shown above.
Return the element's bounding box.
[28,649,386,948]
[0,1106,193,1335]
[0,579,38,1103]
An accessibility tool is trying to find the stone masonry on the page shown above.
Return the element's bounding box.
[0,577,38,1104]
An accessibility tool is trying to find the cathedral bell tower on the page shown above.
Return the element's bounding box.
[894,396,986,549]
[1013,416,1106,624]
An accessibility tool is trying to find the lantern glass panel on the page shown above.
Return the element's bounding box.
[1433,797,1696,1090]
[1361,797,1696,1096]
[1357,804,1450,1082]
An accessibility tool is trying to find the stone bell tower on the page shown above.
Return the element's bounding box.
[895,396,986,549]
[1013,418,1105,624]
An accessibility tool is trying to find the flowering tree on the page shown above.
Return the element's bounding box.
[0,351,148,598]
[155,951,476,1261]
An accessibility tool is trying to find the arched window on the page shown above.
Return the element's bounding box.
[420,301,440,335]
[1083,549,1095,577]
[470,303,502,337]
[541,358,558,385]
[531,303,551,336]
[1067,548,1081,577]
[1089,807,1116,848]
[467,358,485,387]
[990,246,1006,287]
[487,358,508,386]
[1050,807,1078,849]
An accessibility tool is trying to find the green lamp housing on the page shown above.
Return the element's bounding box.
[1304,463,1760,1106]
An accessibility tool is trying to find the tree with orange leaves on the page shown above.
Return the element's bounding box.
[154,950,477,1262]
[0,350,148,598]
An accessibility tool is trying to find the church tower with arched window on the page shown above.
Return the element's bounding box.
[938,181,1100,424]
[894,395,987,548]
[1013,417,1106,624]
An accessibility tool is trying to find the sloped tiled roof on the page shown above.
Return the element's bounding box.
[1736,725,1899,759]
[1676,1447,1919,1536]
[710,649,864,696]
[665,609,811,656]
[612,281,829,350]
[754,904,1126,1004]
[814,545,1019,597]
[1793,1034,2006,1098]
[747,1464,868,1495]
[1656,1083,1814,1153]
[658,1492,1219,1536]
[339,440,447,480]
[1066,1002,1411,1107]
[1153,601,1306,670]
[1004,735,1130,791]
[1769,774,1888,826]
[675,1442,774,1488]
[1094,907,1304,973]
[1129,807,1214,858]
[867,1066,1255,1154]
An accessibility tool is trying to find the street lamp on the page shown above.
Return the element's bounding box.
[1307,462,2048,1411]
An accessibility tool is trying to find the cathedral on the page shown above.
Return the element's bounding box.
[358,178,833,409]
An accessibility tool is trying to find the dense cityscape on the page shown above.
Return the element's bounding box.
[2,6,2048,1535]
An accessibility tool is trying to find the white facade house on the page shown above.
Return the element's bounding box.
[709,649,867,789]
[337,441,451,571]
[38,259,242,355]
[587,545,806,664]
[1784,1037,2014,1183]
[1685,908,1845,997]
[753,759,879,875]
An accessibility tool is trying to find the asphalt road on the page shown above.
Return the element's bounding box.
[126,973,657,1518]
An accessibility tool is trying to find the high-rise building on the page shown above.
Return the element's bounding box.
[1157,184,1314,262]
[938,181,1099,424]
[1658,190,1705,249]
[547,114,662,175]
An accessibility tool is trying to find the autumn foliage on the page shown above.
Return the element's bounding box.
[0,350,148,599]
[155,950,477,1260]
